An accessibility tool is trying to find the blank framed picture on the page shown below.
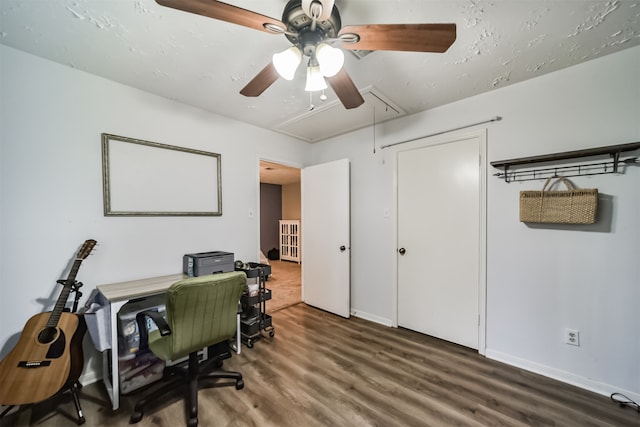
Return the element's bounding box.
[101,133,222,216]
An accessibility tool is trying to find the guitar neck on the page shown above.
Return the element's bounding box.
[46,258,83,328]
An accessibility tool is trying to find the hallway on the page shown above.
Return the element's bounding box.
[265,260,301,312]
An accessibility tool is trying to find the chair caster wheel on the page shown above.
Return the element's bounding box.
[236,379,244,390]
[130,411,143,424]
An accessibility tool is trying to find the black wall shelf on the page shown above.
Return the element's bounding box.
[491,142,640,182]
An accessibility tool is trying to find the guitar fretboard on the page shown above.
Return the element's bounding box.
[46,258,82,328]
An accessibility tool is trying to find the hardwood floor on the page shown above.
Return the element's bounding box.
[264,260,301,312]
[2,303,637,426]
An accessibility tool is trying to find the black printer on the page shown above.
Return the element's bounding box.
[183,251,234,277]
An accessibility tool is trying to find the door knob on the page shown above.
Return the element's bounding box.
[339,245,346,252]
[398,248,406,255]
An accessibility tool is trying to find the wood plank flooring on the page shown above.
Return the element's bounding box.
[2,303,637,426]
[264,260,301,313]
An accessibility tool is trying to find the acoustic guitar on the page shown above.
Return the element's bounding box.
[0,239,96,406]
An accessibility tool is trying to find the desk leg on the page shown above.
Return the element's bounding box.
[103,301,126,410]
[101,350,114,406]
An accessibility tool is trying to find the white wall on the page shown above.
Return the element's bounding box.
[0,45,311,382]
[282,182,301,220]
[312,46,640,400]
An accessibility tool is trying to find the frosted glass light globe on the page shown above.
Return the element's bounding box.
[316,43,344,77]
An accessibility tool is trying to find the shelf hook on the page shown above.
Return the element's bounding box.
[612,151,621,173]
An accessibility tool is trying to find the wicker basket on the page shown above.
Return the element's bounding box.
[519,176,598,224]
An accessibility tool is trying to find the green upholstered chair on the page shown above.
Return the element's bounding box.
[130,272,246,427]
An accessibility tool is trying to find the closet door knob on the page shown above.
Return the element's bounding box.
[339,245,346,252]
[398,248,406,255]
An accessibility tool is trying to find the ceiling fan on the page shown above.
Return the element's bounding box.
[155,0,457,109]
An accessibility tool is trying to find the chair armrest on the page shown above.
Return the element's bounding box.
[136,310,171,351]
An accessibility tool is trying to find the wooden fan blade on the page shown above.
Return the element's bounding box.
[326,68,364,110]
[155,0,285,33]
[338,23,456,53]
[240,62,280,97]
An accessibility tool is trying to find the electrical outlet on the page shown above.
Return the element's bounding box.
[565,328,580,346]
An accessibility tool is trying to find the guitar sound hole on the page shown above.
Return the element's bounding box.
[38,327,58,344]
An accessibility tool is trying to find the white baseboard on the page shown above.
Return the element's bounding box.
[351,309,394,327]
[485,349,640,403]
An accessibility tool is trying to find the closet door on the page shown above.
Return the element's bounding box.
[397,134,483,349]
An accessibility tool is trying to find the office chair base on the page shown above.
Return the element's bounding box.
[129,350,243,426]
[130,411,143,424]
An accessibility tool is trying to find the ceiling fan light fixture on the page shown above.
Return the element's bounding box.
[272,46,302,80]
[156,0,455,110]
[305,65,328,92]
[315,42,344,77]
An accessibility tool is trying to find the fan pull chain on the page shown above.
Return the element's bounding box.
[373,106,376,154]
[308,91,314,111]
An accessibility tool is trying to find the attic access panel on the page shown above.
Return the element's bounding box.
[274,88,405,142]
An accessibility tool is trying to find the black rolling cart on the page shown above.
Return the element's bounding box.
[238,263,275,348]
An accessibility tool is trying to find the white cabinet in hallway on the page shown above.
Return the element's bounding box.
[279,220,300,263]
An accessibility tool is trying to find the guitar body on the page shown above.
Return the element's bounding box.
[0,311,86,405]
[0,239,95,407]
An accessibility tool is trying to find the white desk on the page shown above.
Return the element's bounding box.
[96,273,241,410]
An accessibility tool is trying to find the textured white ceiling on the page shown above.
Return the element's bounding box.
[1,0,639,142]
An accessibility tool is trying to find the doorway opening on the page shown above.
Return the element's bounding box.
[259,160,302,312]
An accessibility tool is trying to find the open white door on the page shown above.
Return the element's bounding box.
[301,159,350,318]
